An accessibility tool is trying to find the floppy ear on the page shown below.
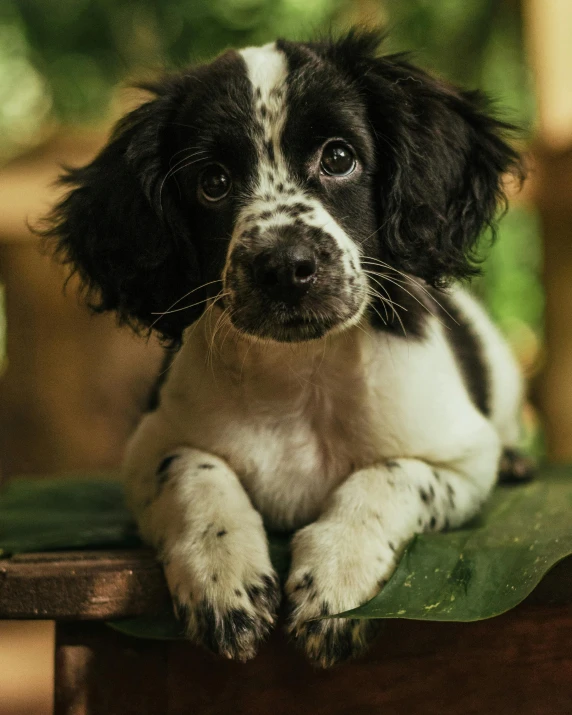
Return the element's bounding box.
[42,83,201,344]
[324,31,524,285]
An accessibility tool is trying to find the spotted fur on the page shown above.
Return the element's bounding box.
[44,30,528,667]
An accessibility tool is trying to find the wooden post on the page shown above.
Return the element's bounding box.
[0,133,164,480]
[523,0,572,459]
[54,623,169,715]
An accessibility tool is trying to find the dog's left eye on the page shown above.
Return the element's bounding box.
[320,141,356,177]
[199,164,232,202]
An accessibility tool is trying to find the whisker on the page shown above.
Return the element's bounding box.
[361,257,458,325]
[369,272,450,331]
[366,297,388,326]
[366,274,408,313]
[366,284,407,337]
[207,305,231,370]
[168,147,208,165]
[239,332,256,384]
[151,291,230,316]
[363,270,424,316]
[153,278,222,315]
[150,279,222,329]
[168,149,208,172]
[366,284,389,323]
[364,267,451,333]
[159,152,210,213]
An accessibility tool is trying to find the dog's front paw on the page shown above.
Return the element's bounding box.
[163,522,280,661]
[173,571,280,662]
[285,519,395,667]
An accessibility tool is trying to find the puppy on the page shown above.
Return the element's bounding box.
[45,30,529,667]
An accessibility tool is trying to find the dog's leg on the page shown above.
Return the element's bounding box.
[286,429,500,667]
[134,447,280,661]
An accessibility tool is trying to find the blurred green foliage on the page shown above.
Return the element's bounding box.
[384,0,535,126]
[0,0,535,151]
[0,0,542,405]
[0,0,345,157]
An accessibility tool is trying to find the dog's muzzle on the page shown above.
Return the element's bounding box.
[224,222,365,342]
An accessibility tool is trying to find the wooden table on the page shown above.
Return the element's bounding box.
[1,549,571,714]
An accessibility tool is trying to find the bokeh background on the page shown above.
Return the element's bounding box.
[0,0,570,713]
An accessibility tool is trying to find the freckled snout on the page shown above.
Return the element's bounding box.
[252,244,318,303]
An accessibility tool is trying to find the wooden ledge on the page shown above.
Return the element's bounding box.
[1,548,571,621]
[1,549,570,713]
[0,549,170,620]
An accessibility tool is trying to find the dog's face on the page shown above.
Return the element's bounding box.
[45,31,521,344]
[160,43,378,342]
[216,44,377,342]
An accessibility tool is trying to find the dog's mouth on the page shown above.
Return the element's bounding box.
[231,312,336,342]
[225,294,364,343]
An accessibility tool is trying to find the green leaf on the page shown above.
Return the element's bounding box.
[108,610,185,641]
[342,466,572,621]
[1,468,571,641]
[0,474,139,556]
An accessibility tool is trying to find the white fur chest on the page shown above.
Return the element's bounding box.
[151,310,481,531]
[215,379,378,530]
[159,324,385,530]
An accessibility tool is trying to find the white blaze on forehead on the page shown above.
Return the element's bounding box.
[239,43,288,104]
[239,43,290,198]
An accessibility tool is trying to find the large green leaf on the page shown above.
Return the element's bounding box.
[343,467,572,621]
[0,474,139,555]
[1,468,571,640]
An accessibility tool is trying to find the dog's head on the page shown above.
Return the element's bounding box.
[44,30,521,344]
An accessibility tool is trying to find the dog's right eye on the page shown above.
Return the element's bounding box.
[320,141,356,177]
[199,164,232,202]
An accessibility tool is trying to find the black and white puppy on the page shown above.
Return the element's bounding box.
[46,30,528,667]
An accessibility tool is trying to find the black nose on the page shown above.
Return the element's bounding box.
[253,245,318,302]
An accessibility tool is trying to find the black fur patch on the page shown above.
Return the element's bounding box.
[293,573,314,591]
[366,272,430,340]
[157,454,178,477]
[498,447,536,483]
[276,202,312,218]
[437,290,490,416]
[264,139,276,164]
[147,348,177,411]
[446,483,456,508]
[41,50,256,344]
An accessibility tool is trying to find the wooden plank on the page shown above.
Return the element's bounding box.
[53,607,572,715]
[0,550,170,619]
[1,548,571,620]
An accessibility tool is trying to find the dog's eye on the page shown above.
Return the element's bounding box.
[320,141,356,177]
[199,164,231,202]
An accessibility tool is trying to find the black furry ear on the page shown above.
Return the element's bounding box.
[41,81,200,344]
[324,30,524,284]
